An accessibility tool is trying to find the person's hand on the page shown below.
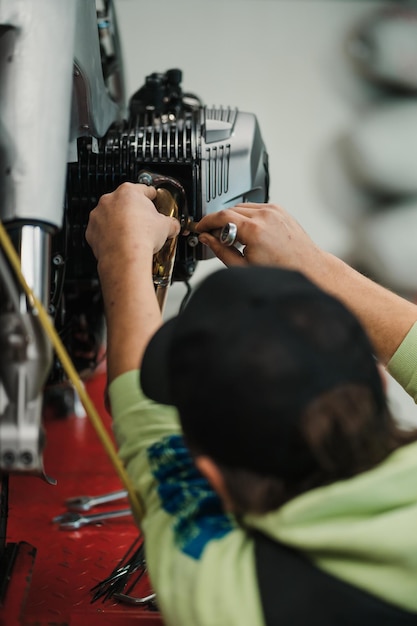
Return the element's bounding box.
[85,182,181,381]
[199,202,417,366]
[85,182,180,267]
[197,202,323,274]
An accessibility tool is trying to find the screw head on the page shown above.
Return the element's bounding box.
[137,172,153,186]
[20,451,33,466]
[3,451,15,466]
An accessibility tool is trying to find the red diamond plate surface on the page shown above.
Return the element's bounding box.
[0,372,164,626]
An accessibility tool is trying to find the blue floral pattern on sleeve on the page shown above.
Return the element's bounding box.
[147,434,234,559]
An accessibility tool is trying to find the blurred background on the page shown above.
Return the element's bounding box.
[114,0,417,427]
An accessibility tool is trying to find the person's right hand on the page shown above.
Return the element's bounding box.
[200,202,417,367]
[197,203,324,275]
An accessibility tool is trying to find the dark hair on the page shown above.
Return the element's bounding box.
[210,383,417,515]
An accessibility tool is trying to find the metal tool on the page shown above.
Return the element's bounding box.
[185,218,238,247]
[52,507,132,530]
[217,222,238,246]
[64,489,128,512]
[90,535,150,604]
[114,591,157,607]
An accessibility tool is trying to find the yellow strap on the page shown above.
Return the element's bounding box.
[0,220,144,523]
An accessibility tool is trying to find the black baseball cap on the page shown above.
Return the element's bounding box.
[141,266,385,478]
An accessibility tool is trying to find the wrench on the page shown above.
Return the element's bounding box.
[64,489,128,511]
[53,507,132,530]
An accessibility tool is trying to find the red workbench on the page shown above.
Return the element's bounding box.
[0,371,163,626]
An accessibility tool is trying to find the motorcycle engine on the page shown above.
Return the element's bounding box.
[50,68,270,382]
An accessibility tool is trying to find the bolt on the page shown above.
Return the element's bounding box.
[137,172,153,186]
[187,235,199,248]
[3,451,15,466]
[52,254,64,267]
[20,451,33,466]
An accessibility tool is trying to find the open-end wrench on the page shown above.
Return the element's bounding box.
[53,507,132,530]
[64,489,128,512]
